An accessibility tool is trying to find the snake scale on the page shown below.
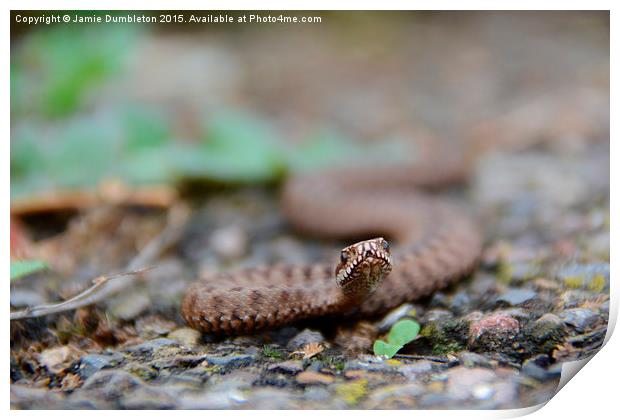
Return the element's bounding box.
[181,153,483,335]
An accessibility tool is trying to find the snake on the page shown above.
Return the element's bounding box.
[181,152,483,335]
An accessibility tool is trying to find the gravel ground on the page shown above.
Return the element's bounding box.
[10,12,609,409]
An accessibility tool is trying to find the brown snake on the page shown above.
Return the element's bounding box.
[181,155,483,335]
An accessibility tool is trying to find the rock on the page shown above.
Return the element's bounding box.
[445,367,497,400]
[38,346,76,374]
[422,309,453,323]
[366,383,425,408]
[496,288,537,306]
[376,304,415,332]
[458,352,494,368]
[204,353,255,369]
[521,357,561,381]
[120,386,179,409]
[558,308,600,332]
[78,353,124,379]
[525,313,566,352]
[125,338,178,355]
[559,290,597,309]
[295,371,334,385]
[469,313,520,342]
[168,328,202,348]
[109,292,151,320]
[267,360,304,374]
[397,360,435,377]
[287,329,325,350]
[450,292,471,316]
[209,226,248,259]
[303,386,331,401]
[80,370,145,403]
[430,292,450,308]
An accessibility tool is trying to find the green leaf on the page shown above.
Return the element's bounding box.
[387,319,421,346]
[373,340,403,358]
[10,260,48,281]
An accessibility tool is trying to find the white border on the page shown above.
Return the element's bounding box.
[4,1,616,418]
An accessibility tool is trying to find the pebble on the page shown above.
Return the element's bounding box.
[80,370,145,403]
[168,328,202,348]
[521,358,561,381]
[125,338,178,355]
[450,292,472,316]
[469,314,520,342]
[422,309,454,323]
[78,353,124,379]
[527,313,565,344]
[295,371,334,385]
[267,360,304,374]
[445,367,497,400]
[287,329,325,350]
[458,352,494,368]
[110,292,151,321]
[38,346,75,374]
[397,360,435,377]
[496,288,537,306]
[209,226,248,259]
[558,308,600,332]
[10,289,46,307]
[204,353,255,369]
[376,304,415,332]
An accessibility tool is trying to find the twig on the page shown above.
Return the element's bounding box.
[10,269,150,320]
[10,203,190,321]
[393,354,451,363]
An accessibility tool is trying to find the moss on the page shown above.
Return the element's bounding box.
[497,261,513,284]
[420,321,467,356]
[563,276,584,289]
[588,274,606,292]
[336,379,368,405]
[262,345,285,359]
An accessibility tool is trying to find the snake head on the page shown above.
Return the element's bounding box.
[335,237,393,301]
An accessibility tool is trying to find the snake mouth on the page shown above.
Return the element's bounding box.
[335,252,393,288]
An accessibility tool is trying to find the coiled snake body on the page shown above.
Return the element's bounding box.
[182,156,483,335]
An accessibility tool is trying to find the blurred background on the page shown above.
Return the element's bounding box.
[10,11,610,409]
[11,11,609,197]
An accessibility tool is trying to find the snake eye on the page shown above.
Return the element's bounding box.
[340,251,349,263]
[382,240,390,252]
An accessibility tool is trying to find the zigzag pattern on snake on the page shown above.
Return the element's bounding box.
[181,156,483,335]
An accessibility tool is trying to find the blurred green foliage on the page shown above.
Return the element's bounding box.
[10,260,48,282]
[11,24,413,198]
[12,24,135,118]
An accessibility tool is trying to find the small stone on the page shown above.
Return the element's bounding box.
[78,353,123,379]
[209,226,248,259]
[287,329,325,350]
[496,288,537,306]
[397,360,435,377]
[521,358,560,381]
[110,292,151,321]
[472,384,495,400]
[367,383,425,407]
[304,386,331,401]
[38,346,76,374]
[267,360,304,374]
[422,309,453,323]
[168,328,201,348]
[376,304,415,332]
[526,313,566,349]
[446,367,497,400]
[204,353,255,369]
[458,352,494,368]
[125,338,177,355]
[558,308,600,332]
[295,371,334,385]
[81,370,145,402]
[469,314,520,342]
[450,292,471,316]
